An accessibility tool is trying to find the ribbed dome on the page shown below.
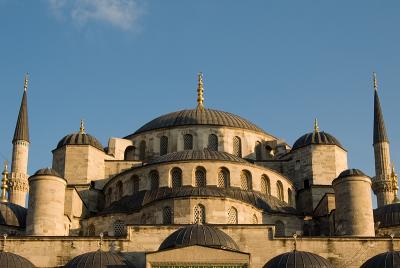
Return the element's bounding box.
[292,131,343,150]
[338,169,367,179]
[64,250,134,268]
[159,224,239,251]
[0,202,26,228]
[0,251,34,268]
[361,251,400,268]
[264,251,332,268]
[374,203,400,228]
[148,149,248,165]
[33,168,62,178]
[130,108,267,136]
[56,132,104,151]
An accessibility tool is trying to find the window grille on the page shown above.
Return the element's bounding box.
[255,141,262,160]
[252,214,258,224]
[208,134,218,151]
[183,134,193,150]
[163,206,173,224]
[132,176,140,194]
[113,220,126,237]
[160,136,168,156]
[195,168,206,187]
[228,207,238,224]
[150,171,159,190]
[139,140,146,160]
[240,170,252,190]
[233,136,242,157]
[277,181,284,201]
[171,168,182,188]
[261,175,271,195]
[194,204,205,224]
[218,168,229,188]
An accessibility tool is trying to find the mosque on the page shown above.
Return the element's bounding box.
[0,73,400,267]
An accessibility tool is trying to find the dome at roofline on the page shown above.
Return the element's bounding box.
[33,168,63,178]
[337,169,367,179]
[159,224,240,251]
[374,203,400,228]
[64,250,134,268]
[361,251,400,268]
[56,121,104,151]
[292,129,343,150]
[127,108,269,136]
[0,251,34,268]
[263,251,332,268]
[0,202,26,228]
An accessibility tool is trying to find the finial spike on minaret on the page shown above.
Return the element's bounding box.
[1,162,9,203]
[197,72,204,109]
[23,73,29,92]
[79,119,85,134]
[314,118,319,133]
[373,72,378,91]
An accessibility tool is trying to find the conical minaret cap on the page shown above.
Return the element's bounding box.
[373,73,389,144]
[13,74,30,143]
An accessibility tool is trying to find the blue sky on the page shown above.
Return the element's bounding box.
[0,1,400,204]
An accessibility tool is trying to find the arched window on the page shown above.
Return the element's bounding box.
[160,136,168,156]
[194,204,205,224]
[195,167,206,187]
[255,141,262,160]
[107,188,113,205]
[163,206,173,224]
[252,214,258,224]
[277,181,284,201]
[113,220,126,237]
[233,136,242,157]
[261,175,271,195]
[275,220,285,236]
[240,170,252,190]
[183,134,193,150]
[228,207,238,224]
[132,175,140,194]
[171,168,182,188]
[124,146,136,160]
[117,181,123,199]
[150,170,159,190]
[217,168,230,188]
[288,188,293,206]
[139,140,146,160]
[266,145,274,157]
[208,134,218,151]
[88,224,95,236]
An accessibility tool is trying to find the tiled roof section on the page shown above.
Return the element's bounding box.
[0,202,27,228]
[338,169,367,179]
[264,251,333,268]
[374,202,400,228]
[361,251,400,268]
[64,251,134,268]
[292,131,343,150]
[131,108,267,136]
[100,186,299,215]
[0,252,34,268]
[374,89,389,144]
[56,133,104,151]
[13,90,29,143]
[159,224,240,251]
[148,149,248,165]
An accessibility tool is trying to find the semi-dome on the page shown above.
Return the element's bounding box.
[292,131,343,151]
[56,132,103,151]
[0,251,34,268]
[64,250,134,268]
[264,251,332,268]
[0,202,26,228]
[361,251,400,268]
[128,108,268,136]
[374,203,400,228]
[159,224,240,251]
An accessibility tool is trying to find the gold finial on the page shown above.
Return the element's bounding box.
[1,161,9,203]
[373,72,378,91]
[197,72,204,109]
[314,118,319,133]
[79,119,85,134]
[23,73,29,92]
[293,233,298,251]
[392,163,399,203]
[99,232,104,251]
[390,233,395,251]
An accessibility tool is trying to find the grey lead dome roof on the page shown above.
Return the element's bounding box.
[292,131,343,150]
[0,252,34,268]
[361,251,400,268]
[374,203,400,228]
[130,108,268,136]
[64,250,134,268]
[56,132,104,151]
[264,251,332,268]
[159,224,240,251]
[338,169,367,179]
[0,202,27,228]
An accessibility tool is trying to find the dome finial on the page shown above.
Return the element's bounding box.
[314,118,319,133]
[79,119,85,134]
[99,232,104,251]
[0,162,8,203]
[373,72,378,91]
[293,233,298,251]
[23,73,29,92]
[197,72,204,109]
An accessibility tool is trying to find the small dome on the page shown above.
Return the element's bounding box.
[56,132,104,151]
[0,202,27,228]
[292,131,343,150]
[64,250,134,268]
[361,251,400,268]
[338,169,367,179]
[159,224,239,251]
[264,251,332,268]
[33,168,62,178]
[0,251,34,268]
[374,203,400,228]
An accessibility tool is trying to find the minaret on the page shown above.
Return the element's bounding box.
[371,72,394,207]
[9,74,30,207]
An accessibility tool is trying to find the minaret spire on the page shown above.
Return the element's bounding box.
[13,74,30,143]
[373,72,388,144]
[197,72,204,109]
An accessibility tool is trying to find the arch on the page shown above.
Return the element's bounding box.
[160,136,168,156]
[171,168,182,188]
[240,170,252,190]
[139,140,146,160]
[195,167,206,187]
[217,168,230,188]
[252,214,258,224]
[275,220,285,236]
[288,188,293,206]
[116,181,123,199]
[265,145,274,157]
[233,136,242,157]
[162,206,173,224]
[208,134,218,151]
[88,224,95,236]
[277,180,284,201]
[227,207,238,224]
[131,175,140,194]
[113,220,126,237]
[124,145,136,160]
[255,141,262,160]
[183,134,193,150]
[150,170,159,190]
[261,174,271,195]
[194,204,205,224]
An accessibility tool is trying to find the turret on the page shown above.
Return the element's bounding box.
[9,74,30,207]
[371,73,394,207]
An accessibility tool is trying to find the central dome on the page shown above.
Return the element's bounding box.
[130,108,267,135]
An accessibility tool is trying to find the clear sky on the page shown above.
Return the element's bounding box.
[0,1,400,205]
